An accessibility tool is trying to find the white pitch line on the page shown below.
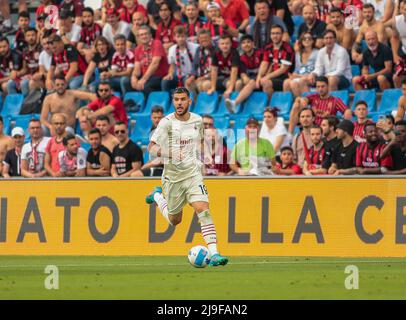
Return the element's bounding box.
[0,260,405,269]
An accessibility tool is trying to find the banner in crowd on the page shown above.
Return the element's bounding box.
[0,178,405,257]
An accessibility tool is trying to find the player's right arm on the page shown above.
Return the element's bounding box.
[149,117,172,160]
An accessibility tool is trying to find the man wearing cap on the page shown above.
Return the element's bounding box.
[102,8,131,46]
[328,119,359,175]
[230,117,276,176]
[0,116,14,175]
[2,127,25,178]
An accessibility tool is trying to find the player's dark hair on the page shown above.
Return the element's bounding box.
[172,87,190,97]
[83,7,94,15]
[151,106,164,114]
[323,115,339,130]
[280,146,294,153]
[18,11,30,19]
[89,128,102,137]
[363,3,375,11]
[96,115,111,123]
[355,100,368,108]
[63,133,76,146]
[322,29,336,39]
[315,76,329,84]
[363,122,376,134]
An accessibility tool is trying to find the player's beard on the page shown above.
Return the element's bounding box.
[176,105,189,116]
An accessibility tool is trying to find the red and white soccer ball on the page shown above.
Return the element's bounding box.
[188,245,211,268]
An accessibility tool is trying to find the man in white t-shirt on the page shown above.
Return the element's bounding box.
[58,133,87,177]
[102,8,131,46]
[57,9,82,47]
[30,31,53,91]
[21,119,51,178]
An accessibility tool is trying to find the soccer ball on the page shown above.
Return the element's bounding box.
[188,245,211,268]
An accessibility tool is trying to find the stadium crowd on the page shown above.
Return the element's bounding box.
[0,0,405,178]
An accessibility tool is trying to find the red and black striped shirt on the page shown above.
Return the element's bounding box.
[306,94,348,125]
[263,41,294,73]
[353,120,373,144]
[212,49,240,78]
[356,142,393,168]
[240,49,263,78]
[22,44,42,75]
[155,18,181,46]
[120,2,147,23]
[51,45,87,76]
[183,20,203,43]
[308,145,326,169]
[79,23,103,47]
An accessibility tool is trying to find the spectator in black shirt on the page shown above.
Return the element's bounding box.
[111,122,143,177]
[328,119,359,175]
[2,127,25,178]
[0,36,24,95]
[297,4,326,49]
[15,11,30,53]
[86,128,112,177]
[380,120,406,174]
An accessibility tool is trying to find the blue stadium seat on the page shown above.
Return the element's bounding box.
[193,92,219,115]
[130,114,153,145]
[142,91,170,115]
[113,91,121,98]
[379,88,402,114]
[94,68,100,82]
[215,92,241,118]
[352,89,376,112]
[291,15,304,43]
[330,90,350,107]
[212,116,230,130]
[270,92,293,119]
[351,64,360,77]
[124,92,146,113]
[1,94,24,117]
[2,116,10,135]
[239,92,268,118]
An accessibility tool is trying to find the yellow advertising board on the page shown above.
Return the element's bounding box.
[0,178,405,257]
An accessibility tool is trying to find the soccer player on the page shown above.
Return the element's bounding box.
[145,87,228,267]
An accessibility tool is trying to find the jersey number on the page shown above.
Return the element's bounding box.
[199,185,208,195]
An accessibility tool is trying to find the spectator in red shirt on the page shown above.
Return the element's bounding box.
[20,28,42,96]
[290,76,348,133]
[120,0,147,23]
[303,125,328,175]
[131,25,169,98]
[183,1,204,44]
[207,35,240,99]
[257,24,295,99]
[77,7,103,63]
[76,80,128,129]
[0,36,24,95]
[14,11,30,53]
[215,0,250,32]
[272,146,302,175]
[155,1,181,53]
[203,2,239,47]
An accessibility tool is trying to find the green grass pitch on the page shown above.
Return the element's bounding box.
[0,256,405,299]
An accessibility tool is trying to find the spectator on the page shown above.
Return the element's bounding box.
[207,34,240,98]
[391,0,406,88]
[355,3,387,45]
[377,114,396,142]
[36,12,48,43]
[2,127,25,178]
[302,125,328,175]
[86,128,112,177]
[58,134,87,177]
[311,29,352,91]
[147,0,181,30]
[202,114,215,129]
[19,28,42,97]
[59,0,85,25]
[0,0,18,35]
[82,36,115,92]
[203,1,238,46]
[132,25,169,97]
[325,7,355,51]
[95,115,120,153]
[289,76,348,133]
[380,120,406,174]
[395,79,406,121]
[320,115,340,169]
[31,31,53,91]
[77,7,103,63]
[0,115,14,174]
[328,119,359,175]
[354,122,393,174]
[120,0,147,23]
[21,119,51,178]
[352,30,393,91]
[250,0,289,49]
[298,4,327,49]
[230,117,276,176]
[0,36,24,95]
[44,113,68,177]
[202,127,232,176]
[256,24,295,99]
[133,105,164,177]
[292,108,314,167]
[102,8,131,46]
[364,0,394,23]
[259,107,289,155]
[111,122,144,177]
[272,146,302,175]
[185,29,214,94]
[224,34,266,111]
[76,80,128,127]
[57,9,82,47]
[155,1,181,52]
[283,31,319,98]
[15,11,30,53]
[127,11,148,48]
[215,0,250,32]
[183,1,204,44]
[162,25,199,92]
[267,0,295,37]
[102,0,126,25]
[46,34,88,90]
[353,100,373,143]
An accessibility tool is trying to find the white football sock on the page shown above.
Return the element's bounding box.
[198,210,218,256]
[153,192,172,225]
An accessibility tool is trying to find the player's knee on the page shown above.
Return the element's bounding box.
[169,214,182,226]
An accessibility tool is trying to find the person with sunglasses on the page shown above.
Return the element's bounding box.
[111,122,144,177]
